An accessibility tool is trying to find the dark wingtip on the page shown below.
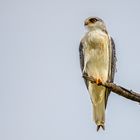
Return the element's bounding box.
[97,125,105,131]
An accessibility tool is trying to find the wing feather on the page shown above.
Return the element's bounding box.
[79,42,84,71]
[105,37,117,107]
[79,42,88,88]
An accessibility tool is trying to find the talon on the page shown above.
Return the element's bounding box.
[96,78,102,85]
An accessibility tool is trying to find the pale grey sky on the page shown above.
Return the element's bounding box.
[0,0,140,140]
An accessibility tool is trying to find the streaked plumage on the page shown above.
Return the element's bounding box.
[79,17,116,131]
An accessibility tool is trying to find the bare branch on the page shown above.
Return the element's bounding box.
[83,74,140,103]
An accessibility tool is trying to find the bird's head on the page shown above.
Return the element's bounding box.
[84,17,107,31]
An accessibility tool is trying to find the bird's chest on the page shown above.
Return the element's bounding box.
[83,31,108,62]
[85,31,107,48]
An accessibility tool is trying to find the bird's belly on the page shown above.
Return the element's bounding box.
[85,49,109,82]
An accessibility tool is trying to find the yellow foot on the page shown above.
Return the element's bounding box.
[95,78,102,85]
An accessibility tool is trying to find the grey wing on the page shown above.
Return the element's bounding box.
[105,37,117,107]
[79,42,84,71]
[110,37,117,82]
[79,41,88,88]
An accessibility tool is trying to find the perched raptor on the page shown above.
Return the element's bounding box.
[79,17,116,131]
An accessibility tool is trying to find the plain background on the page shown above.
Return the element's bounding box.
[1,0,140,140]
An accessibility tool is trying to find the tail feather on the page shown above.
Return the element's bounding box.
[89,83,106,131]
[97,125,105,131]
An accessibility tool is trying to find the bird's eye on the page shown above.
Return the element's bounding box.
[89,18,97,23]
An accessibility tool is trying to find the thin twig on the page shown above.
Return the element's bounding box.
[83,74,140,103]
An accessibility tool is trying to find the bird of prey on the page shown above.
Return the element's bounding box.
[79,17,116,131]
